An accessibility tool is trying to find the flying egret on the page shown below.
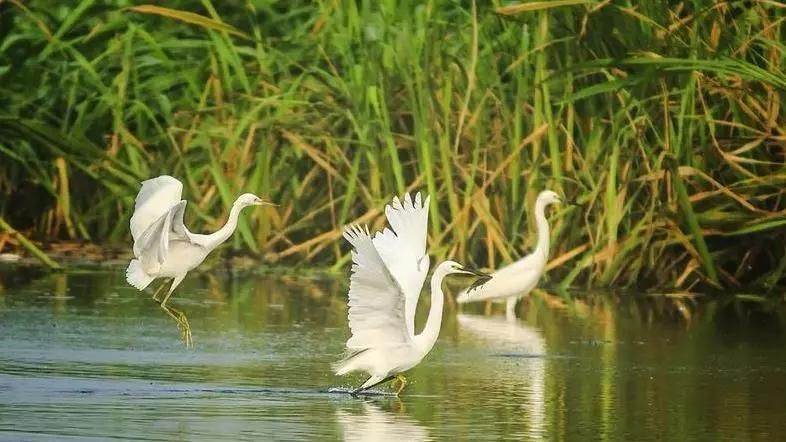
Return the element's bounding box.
[456,190,561,320]
[125,175,271,346]
[334,221,490,396]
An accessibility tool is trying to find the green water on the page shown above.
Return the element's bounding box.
[1,267,784,441]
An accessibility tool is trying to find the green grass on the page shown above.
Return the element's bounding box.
[1,0,786,291]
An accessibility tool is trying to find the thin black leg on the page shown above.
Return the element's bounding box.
[351,375,395,395]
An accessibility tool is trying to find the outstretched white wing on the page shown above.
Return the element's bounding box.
[372,192,430,338]
[133,201,192,274]
[343,224,413,351]
[130,175,183,242]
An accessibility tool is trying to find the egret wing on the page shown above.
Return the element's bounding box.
[134,200,191,274]
[169,199,193,239]
[343,224,413,351]
[130,175,183,241]
[372,192,430,337]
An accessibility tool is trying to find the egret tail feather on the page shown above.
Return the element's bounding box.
[126,259,154,290]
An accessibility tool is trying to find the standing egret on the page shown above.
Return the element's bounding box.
[334,222,490,395]
[126,175,271,346]
[456,190,561,320]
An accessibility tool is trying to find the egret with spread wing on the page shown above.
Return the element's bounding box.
[372,193,430,340]
[334,195,490,396]
[126,175,271,346]
[456,190,561,320]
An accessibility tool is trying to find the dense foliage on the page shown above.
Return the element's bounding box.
[2,0,786,291]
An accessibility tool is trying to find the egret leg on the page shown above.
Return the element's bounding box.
[160,303,192,348]
[159,274,192,348]
[394,374,408,396]
[151,280,168,303]
[505,297,517,321]
[352,374,395,395]
[160,274,185,307]
[352,376,374,395]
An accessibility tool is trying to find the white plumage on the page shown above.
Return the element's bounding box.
[125,175,270,346]
[129,175,184,243]
[371,192,430,339]
[457,190,561,319]
[334,193,490,395]
[336,225,416,375]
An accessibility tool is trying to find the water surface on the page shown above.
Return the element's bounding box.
[1,267,784,440]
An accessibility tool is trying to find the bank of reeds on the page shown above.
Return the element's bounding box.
[1,0,786,291]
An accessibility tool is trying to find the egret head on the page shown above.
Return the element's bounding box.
[236,193,273,207]
[437,260,492,290]
[537,190,562,206]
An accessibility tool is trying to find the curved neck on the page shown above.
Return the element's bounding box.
[533,199,550,261]
[203,202,244,250]
[413,270,445,353]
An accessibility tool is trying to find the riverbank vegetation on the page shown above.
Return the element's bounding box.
[1,0,786,291]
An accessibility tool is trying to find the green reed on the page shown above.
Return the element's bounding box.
[1,0,785,291]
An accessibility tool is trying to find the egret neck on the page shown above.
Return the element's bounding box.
[413,267,447,354]
[202,200,245,250]
[533,196,551,263]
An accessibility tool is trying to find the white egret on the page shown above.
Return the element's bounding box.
[334,221,490,396]
[333,192,429,393]
[125,175,270,346]
[456,190,561,320]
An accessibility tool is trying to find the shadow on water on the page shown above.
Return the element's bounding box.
[1,264,785,440]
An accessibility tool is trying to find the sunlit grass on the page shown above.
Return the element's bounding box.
[1,0,785,291]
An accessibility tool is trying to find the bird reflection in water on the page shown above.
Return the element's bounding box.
[457,314,546,439]
[336,400,429,442]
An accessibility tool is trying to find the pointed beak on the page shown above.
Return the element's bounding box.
[458,266,492,292]
[458,266,490,278]
[254,198,276,207]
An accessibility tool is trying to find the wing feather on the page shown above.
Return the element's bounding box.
[169,200,192,239]
[130,175,183,241]
[372,192,430,337]
[133,200,190,275]
[343,224,413,351]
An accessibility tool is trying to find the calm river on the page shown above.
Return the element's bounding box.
[1,266,784,440]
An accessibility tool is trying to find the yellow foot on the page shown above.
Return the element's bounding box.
[161,304,193,348]
[394,374,408,396]
[176,310,193,348]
